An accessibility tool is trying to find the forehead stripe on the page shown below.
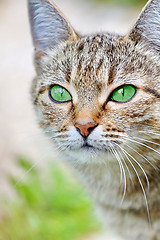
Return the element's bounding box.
[108,65,117,85]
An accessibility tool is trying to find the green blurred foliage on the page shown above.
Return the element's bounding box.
[0,158,99,240]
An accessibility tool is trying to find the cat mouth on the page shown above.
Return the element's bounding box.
[81,142,101,152]
[81,140,121,152]
[82,143,95,150]
[83,142,93,148]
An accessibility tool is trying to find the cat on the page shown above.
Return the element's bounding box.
[28,0,160,239]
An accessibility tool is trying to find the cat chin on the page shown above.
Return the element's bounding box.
[65,146,112,164]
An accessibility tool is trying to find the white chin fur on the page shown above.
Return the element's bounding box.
[64,126,114,164]
[66,147,112,165]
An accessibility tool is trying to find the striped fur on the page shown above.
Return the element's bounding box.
[28,0,160,239]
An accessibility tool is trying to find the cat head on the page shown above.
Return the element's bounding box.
[28,0,160,163]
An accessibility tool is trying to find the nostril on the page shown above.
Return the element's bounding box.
[75,122,98,138]
[88,126,97,134]
[76,127,81,135]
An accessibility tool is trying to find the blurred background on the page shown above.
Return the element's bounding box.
[0,0,147,239]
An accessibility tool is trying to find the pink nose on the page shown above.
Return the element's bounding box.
[75,122,97,137]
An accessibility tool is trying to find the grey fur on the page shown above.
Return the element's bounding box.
[28,0,77,51]
[130,0,160,52]
[28,0,160,239]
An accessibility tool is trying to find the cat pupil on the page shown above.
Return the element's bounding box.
[122,88,125,96]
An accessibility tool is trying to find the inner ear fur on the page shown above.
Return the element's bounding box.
[28,0,79,54]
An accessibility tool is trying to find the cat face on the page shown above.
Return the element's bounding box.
[31,35,160,163]
[29,0,160,163]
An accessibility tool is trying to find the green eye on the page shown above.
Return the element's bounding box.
[50,85,72,103]
[111,85,136,103]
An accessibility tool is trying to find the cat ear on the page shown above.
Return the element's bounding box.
[28,0,79,53]
[128,0,160,52]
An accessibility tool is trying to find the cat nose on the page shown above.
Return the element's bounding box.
[75,122,97,137]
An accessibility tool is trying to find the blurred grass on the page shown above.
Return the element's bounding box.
[92,0,147,6]
[0,158,99,240]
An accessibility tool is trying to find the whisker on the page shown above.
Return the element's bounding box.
[139,130,160,136]
[113,146,127,205]
[34,135,68,143]
[116,147,133,185]
[56,140,74,153]
[125,143,156,170]
[15,139,70,187]
[110,145,123,184]
[116,144,151,224]
[25,130,69,146]
[132,136,160,147]
[123,137,160,156]
[31,135,59,143]
[15,144,54,187]
[123,145,150,191]
[43,130,59,134]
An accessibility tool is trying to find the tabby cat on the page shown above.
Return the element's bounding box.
[28,0,160,239]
